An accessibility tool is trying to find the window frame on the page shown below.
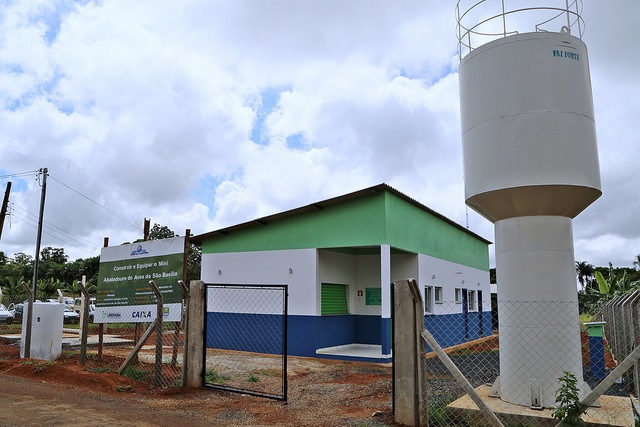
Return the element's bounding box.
[468,290,477,312]
[434,286,443,304]
[424,285,433,314]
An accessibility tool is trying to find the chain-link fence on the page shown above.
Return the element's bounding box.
[420,299,635,426]
[204,284,288,401]
[0,296,185,390]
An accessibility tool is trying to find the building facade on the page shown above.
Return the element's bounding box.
[192,184,492,362]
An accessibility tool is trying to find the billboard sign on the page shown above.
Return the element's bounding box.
[96,237,185,323]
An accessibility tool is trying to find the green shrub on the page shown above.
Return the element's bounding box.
[552,371,585,426]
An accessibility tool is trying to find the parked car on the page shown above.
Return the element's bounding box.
[88,304,96,323]
[11,303,23,322]
[63,305,80,324]
[0,304,15,324]
[74,297,96,313]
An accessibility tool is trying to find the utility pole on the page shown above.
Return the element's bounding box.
[31,168,48,301]
[0,181,11,240]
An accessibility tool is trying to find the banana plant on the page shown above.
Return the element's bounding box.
[595,267,639,301]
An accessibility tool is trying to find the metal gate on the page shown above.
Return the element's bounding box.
[203,284,288,401]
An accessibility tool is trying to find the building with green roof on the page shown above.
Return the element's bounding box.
[192,184,492,362]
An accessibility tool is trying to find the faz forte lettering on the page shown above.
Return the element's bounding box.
[552,49,580,61]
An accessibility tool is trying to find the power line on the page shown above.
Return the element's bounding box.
[2,170,139,230]
[8,202,97,253]
[2,171,141,257]
[48,174,140,229]
[0,170,40,180]
[6,204,97,257]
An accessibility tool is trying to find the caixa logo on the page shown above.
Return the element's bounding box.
[132,310,153,319]
[130,245,149,256]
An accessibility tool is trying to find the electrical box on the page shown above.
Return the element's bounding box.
[20,302,64,360]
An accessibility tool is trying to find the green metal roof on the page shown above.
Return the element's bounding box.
[191,183,490,244]
[191,184,491,271]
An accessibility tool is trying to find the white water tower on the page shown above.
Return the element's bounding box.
[457,1,601,408]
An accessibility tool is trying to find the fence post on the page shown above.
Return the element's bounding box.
[78,276,90,365]
[185,280,205,388]
[178,280,190,385]
[392,278,428,426]
[149,280,164,386]
[21,281,32,358]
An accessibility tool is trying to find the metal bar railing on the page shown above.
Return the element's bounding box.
[456,0,585,59]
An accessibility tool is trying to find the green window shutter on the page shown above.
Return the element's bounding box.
[321,283,348,315]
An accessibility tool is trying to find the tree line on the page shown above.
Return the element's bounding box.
[0,224,201,305]
[487,255,640,314]
[576,255,640,313]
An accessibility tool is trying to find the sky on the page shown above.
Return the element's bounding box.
[0,0,638,271]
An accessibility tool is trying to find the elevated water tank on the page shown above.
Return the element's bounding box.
[456,1,601,408]
[460,30,601,222]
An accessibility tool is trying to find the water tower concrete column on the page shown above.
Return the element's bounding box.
[495,216,584,407]
[457,2,601,408]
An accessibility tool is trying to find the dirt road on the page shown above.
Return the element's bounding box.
[0,355,394,426]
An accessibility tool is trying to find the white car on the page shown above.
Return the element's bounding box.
[63,305,80,324]
[0,304,15,324]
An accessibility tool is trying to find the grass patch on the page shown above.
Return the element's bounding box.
[205,369,230,384]
[254,369,279,377]
[60,350,75,360]
[88,366,112,373]
[427,404,449,426]
[121,366,149,381]
[116,385,135,392]
[247,373,260,383]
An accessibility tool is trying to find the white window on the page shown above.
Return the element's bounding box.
[425,286,433,314]
[468,290,477,311]
[455,288,462,304]
[434,287,443,304]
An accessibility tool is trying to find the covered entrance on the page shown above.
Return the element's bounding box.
[314,245,417,361]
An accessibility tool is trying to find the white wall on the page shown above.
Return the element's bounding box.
[418,254,491,315]
[202,248,490,318]
[201,249,317,315]
[353,254,382,315]
[391,253,418,282]
[317,250,357,314]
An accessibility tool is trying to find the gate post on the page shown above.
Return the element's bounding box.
[393,278,428,426]
[185,280,205,388]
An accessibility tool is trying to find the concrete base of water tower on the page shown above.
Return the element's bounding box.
[448,385,632,426]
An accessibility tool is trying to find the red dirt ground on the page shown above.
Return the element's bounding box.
[0,344,396,427]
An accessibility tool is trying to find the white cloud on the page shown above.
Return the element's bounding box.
[0,0,638,273]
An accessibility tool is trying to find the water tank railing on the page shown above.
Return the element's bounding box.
[456,0,585,59]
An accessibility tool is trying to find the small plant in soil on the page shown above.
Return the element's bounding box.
[247,373,260,383]
[22,360,54,373]
[552,371,585,426]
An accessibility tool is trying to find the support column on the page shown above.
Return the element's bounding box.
[381,244,392,356]
[496,216,584,408]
